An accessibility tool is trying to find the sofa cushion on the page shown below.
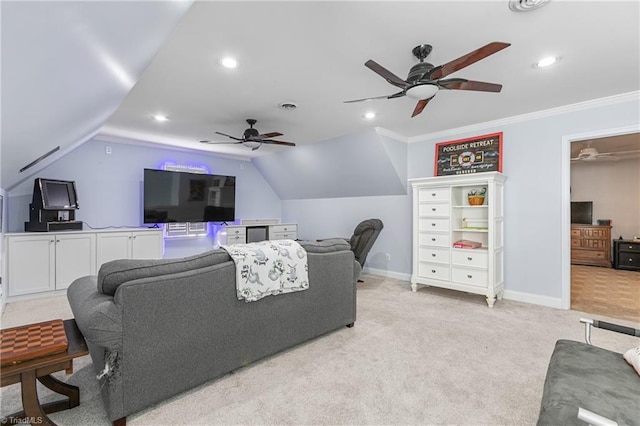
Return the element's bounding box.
[537,339,640,426]
[98,249,231,296]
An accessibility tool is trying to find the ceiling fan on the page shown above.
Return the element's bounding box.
[345,42,511,117]
[571,146,640,162]
[200,119,295,151]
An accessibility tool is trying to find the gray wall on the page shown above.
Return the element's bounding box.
[6,138,282,258]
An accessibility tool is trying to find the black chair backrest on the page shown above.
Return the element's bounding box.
[349,219,384,268]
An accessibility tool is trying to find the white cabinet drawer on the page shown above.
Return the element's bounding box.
[418,202,450,217]
[419,233,450,247]
[418,187,449,202]
[452,250,488,268]
[226,227,246,236]
[418,262,450,281]
[270,224,297,233]
[226,235,246,244]
[419,218,450,232]
[452,267,488,287]
[270,232,296,240]
[419,247,450,264]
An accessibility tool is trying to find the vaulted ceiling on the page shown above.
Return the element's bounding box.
[2,1,639,190]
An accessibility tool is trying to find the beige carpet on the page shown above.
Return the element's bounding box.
[1,275,638,425]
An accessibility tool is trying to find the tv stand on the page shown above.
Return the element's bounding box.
[25,203,82,232]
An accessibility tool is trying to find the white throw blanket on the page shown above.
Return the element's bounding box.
[221,239,309,302]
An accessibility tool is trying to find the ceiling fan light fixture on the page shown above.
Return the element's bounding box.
[153,114,169,122]
[508,0,551,12]
[243,141,262,150]
[405,84,438,100]
[363,111,376,120]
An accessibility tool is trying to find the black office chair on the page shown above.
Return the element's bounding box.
[348,219,384,280]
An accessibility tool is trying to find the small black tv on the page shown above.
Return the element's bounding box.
[143,169,236,224]
[34,178,79,210]
[571,201,593,225]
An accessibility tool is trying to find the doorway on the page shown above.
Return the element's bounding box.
[562,126,640,321]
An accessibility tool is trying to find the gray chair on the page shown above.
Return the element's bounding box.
[348,219,384,279]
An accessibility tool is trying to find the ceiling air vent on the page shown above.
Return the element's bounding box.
[278,102,298,110]
[508,0,550,12]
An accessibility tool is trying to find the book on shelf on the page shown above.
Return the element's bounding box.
[453,239,482,249]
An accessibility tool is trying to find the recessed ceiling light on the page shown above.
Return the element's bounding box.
[220,57,238,69]
[153,114,169,122]
[364,112,376,120]
[534,56,560,68]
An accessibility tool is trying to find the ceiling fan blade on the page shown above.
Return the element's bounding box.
[429,42,511,80]
[262,140,296,147]
[438,78,503,92]
[411,98,432,118]
[199,140,243,145]
[365,60,407,88]
[344,91,405,103]
[214,131,243,141]
[258,132,283,139]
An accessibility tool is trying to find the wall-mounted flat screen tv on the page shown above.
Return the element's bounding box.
[143,169,236,223]
[571,201,593,224]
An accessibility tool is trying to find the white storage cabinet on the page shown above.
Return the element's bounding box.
[6,232,96,296]
[96,230,163,267]
[409,172,506,307]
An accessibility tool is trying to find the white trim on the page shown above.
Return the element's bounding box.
[374,127,409,143]
[560,123,640,310]
[95,132,253,162]
[502,289,562,309]
[408,91,640,143]
[364,266,411,282]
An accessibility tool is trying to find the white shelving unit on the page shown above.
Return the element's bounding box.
[409,172,506,307]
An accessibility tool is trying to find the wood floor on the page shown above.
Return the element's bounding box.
[571,265,640,323]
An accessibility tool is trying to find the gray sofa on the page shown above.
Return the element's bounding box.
[67,239,359,425]
[537,319,640,426]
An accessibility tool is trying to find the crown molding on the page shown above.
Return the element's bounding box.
[96,129,252,162]
[408,91,640,143]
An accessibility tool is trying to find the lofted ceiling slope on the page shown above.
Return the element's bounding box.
[252,128,407,200]
[2,1,639,194]
[1,0,193,190]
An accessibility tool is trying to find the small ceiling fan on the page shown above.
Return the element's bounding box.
[571,146,640,162]
[200,119,295,151]
[345,42,510,117]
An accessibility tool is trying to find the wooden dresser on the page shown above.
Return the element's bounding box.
[571,224,612,267]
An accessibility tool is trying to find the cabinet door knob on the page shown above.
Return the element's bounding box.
[431,223,436,227]
[431,253,436,257]
[431,193,436,197]
[467,274,473,279]
[431,270,436,273]
[432,208,436,211]
[467,257,473,261]
[431,238,436,242]
[50,239,55,243]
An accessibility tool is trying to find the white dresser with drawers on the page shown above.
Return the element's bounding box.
[222,223,298,245]
[409,172,506,307]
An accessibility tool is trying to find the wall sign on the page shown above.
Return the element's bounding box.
[434,132,502,176]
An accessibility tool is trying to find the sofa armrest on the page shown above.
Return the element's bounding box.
[67,276,122,349]
[580,318,640,345]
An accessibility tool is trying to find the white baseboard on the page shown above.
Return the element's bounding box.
[363,268,564,310]
[502,289,563,309]
[363,267,411,282]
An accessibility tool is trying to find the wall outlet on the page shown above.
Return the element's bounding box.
[385,253,391,262]
[105,146,112,155]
